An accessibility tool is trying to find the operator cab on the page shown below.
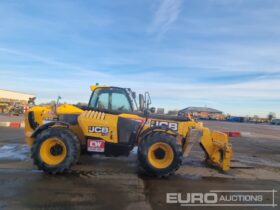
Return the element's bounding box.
[87,85,190,122]
[88,87,134,112]
[88,86,151,114]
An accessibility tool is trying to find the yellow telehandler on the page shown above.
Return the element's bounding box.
[24,85,232,177]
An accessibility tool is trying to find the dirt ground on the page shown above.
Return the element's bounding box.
[0,120,279,210]
[203,120,280,140]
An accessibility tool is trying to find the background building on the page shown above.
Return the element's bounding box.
[0,89,34,113]
[178,107,224,120]
[156,108,165,114]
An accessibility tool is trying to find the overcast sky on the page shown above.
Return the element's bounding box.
[0,0,279,117]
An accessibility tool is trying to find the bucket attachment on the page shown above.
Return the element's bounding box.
[183,127,232,171]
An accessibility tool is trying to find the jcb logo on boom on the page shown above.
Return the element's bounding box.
[150,120,178,131]
[88,126,109,135]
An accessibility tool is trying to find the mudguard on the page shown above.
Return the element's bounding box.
[31,121,70,138]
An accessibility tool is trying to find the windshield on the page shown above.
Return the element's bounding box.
[88,88,133,112]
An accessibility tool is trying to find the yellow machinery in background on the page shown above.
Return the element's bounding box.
[24,85,232,177]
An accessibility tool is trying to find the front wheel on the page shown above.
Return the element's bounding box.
[31,127,80,174]
[138,132,182,177]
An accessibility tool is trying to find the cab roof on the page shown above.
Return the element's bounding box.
[90,85,111,92]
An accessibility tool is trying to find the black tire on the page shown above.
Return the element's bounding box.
[31,127,80,174]
[138,132,182,177]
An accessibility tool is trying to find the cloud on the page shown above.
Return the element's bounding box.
[149,0,182,36]
[0,47,108,77]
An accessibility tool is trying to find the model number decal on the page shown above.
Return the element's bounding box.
[88,126,109,135]
[150,120,178,131]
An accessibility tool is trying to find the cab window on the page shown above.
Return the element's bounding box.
[89,88,109,109]
[96,92,109,109]
[89,88,132,112]
[112,92,131,111]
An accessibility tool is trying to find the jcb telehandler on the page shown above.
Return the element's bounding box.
[24,85,232,177]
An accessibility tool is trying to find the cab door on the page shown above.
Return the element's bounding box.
[79,87,140,154]
[79,87,134,145]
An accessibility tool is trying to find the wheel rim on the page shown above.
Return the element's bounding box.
[40,138,67,165]
[148,142,174,169]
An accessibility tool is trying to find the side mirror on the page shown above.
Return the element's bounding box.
[150,107,156,113]
[139,94,145,112]
[145,92,152,108]
[28,97,36,106]
[132,91,136,99]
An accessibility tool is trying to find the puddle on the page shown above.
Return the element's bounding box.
[0,144,30,161]
[234,154,280,168]
[67,169,129,178]
[0,168,41,173]
[89,146,138,161]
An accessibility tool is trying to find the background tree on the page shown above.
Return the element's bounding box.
[268,112,276,121]
[253,115,259,119]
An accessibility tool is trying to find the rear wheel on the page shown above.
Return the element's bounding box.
[31,127,80,174]
[138,132,182,177]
